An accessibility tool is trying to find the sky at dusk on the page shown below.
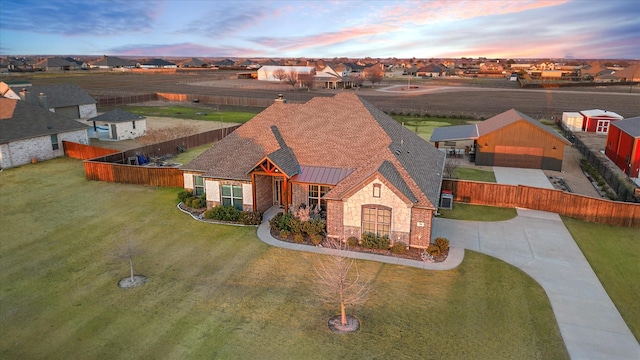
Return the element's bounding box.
[1,0,639,59]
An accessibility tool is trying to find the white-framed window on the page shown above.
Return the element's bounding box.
[308,185,331,210]
[51,134,59,150]
[362,205,391,237]
[221,184,243,210]
[373,183,381,198]
[193,176,205,196]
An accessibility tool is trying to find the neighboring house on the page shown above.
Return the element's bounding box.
[0,98,90,168]
[605,116,640,182]
[33,57,83,71]
[87,109,146,141]
[614,63,640,82]
[178,58,209,68]
[89,55,136,69]
[8,83,97,119]
[257,66,315,81]
[416,64,443,77]
[182,93,446,248]
[430,109,571,171]
[579,109,624,134]
[139,58,177,68]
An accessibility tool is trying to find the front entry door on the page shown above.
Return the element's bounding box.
[273,178,283,207]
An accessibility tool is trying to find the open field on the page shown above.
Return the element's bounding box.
[0,158,568,359]
[3,71,639,119]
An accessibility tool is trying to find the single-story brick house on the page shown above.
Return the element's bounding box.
[182,93,446,248]
[605,116,640,181]
[0,98,90,168]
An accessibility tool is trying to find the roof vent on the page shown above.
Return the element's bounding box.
[275,94,286,103]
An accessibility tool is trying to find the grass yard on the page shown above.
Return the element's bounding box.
[437,203,517,221]
[562,217,640,342]
[452,167,497,182]
[0,158,567,359]
[391,115,476,141]
[103,105,257,123]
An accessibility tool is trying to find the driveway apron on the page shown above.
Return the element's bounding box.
[432,209,640,359]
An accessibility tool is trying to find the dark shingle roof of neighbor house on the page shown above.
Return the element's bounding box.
[88,109,145,123]
[142,58,176,66]
[91,56,135,67]
[184,92,446,209]
[611,116,640,137]
[0,98,89,144]
[11,84,96,108]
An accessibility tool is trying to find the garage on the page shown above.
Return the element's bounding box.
[494,146,543,168]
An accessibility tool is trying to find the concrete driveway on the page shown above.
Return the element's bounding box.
[432,208,640,359]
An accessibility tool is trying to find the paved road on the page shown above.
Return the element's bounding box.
[432,209,640,359]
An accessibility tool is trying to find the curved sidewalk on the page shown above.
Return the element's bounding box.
[257,206,463,270]
[432,208,640,360]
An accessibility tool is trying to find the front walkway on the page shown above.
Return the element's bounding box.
[432,209,640,360]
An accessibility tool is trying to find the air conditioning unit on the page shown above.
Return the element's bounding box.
[440,191,453,209]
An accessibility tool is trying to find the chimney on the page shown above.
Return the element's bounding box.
[275,93,287,103]
[19,88,28,101]
[38,93,49,110]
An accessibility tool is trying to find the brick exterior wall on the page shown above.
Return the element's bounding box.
[409,207,434,248]
[0,129,88,168]
[325,199,344,239]
[254,175,273,212]
[291,183,307,209]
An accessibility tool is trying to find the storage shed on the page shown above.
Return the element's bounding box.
[561,112,584,131]
[579,109,623,134]
[88,109,146,141]
[605,116,640,181]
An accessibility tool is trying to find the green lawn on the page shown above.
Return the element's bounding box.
[391,115,476,141]
[562,217,640,342]
[437,203,517,221]
[0,158,567,359]
[102,105,257,123]
[452,167,497,182]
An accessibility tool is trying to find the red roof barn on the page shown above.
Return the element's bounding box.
[605,116,640,181]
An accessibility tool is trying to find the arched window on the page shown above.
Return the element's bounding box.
[362,205,391,237]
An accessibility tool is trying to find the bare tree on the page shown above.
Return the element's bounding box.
[299,73,314,91]
[112,229,145,285]
[283,70,299,88]
[272,68,287,82]
[443,158,461,178]
[365,67,384,86]
[314,239,372,328]
[350,75,365,89]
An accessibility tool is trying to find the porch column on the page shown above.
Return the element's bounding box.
[251,173,257,211]
[282,177,289,213]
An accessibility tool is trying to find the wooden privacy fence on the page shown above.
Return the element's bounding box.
[442,179,640,228]
[63,141,120,160]
[156,92,290,107]
[72,126,240,187]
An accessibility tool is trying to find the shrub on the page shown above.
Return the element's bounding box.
[391,242,406,254]
[279,229,291,239]
[289,217,303,234]
[426,244,441,257]
[184,197,193,207]
[434,237,450,252]
[311,234,323,245]
[293,233,304,244]
[361,233,390,249]
[191,198,202,209]
[279,213,296,232]
[240,211,263,225]
[269,212,284,231]
[303,219,326,236]
[347,236,359,247]
[204,205,240,221]
[177,189,192,202]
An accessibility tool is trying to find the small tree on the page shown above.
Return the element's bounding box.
[350,75,365,89]
[272,68,287,82]
[443,158,461,178]
[299,73,314,91]
[112,229,145,286]
[314,239,372,329]
[283,70,298,89]
[365,67,384,86]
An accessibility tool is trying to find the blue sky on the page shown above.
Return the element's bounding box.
[1,0,638,59]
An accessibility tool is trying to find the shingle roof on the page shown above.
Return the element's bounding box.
[142,58,176,66]
[0,98,89,144]
[11,84,96,108]
[580,109,623,119]
[377,160,417,203]
[478,108,571,145]
[184,93,445,209]
[88,109,145,123]
[91,56,135,67]
[611,116,640,137]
